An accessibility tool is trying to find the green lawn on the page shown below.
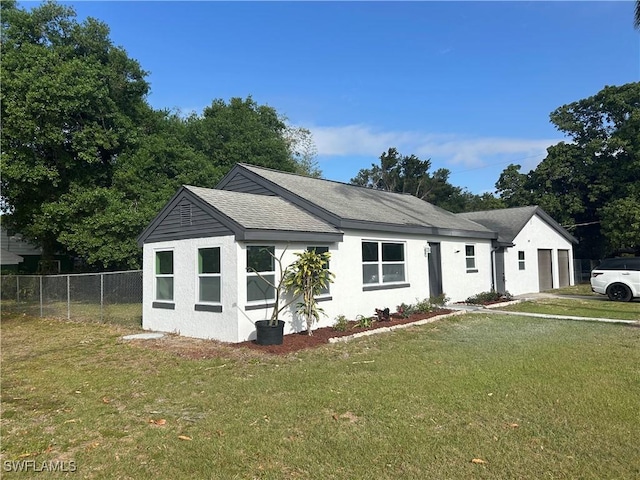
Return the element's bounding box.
[545,283,595,296]
[1,312,639,479]
[497,297,640,321]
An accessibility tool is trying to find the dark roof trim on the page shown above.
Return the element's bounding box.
[137,187,244,246]
[239,230,344,243]
[339,219,498,239]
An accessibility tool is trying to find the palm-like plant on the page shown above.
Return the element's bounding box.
[635,1,640,29]
[283,250,334,335]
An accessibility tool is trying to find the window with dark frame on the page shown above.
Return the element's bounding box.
[198,247,221,303]
[465,245,477,272]
[246,246,275,302]
[362,241,406,285]
[518,251,526,270]
[155,250,174,301]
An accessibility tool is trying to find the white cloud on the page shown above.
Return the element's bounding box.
[310,124,562,170]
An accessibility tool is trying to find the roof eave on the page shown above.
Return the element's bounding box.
[238,230,344,243]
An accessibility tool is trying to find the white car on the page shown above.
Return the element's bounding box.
[590,257,640,302]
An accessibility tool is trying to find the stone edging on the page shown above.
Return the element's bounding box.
[327,310,467,344]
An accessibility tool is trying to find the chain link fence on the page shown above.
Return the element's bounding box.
[1,270,142,328]
[574,259,599,284]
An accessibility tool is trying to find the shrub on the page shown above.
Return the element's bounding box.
[396,302,415,318]
[465,291,513,305]
[429,293,450,308]
[333,314,349,332]
[354,314,374,329]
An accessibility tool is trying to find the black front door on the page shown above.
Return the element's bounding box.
[428,242,443,297]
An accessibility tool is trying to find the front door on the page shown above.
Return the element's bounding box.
[428,242,443,297]
[495,248,506,293]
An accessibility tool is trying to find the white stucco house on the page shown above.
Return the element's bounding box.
[138,163,577,342]
[459,207,577,296]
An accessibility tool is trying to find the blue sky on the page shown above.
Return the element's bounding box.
[50,1,640,193]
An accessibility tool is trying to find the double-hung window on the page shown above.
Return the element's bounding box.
[465,245,477,272]
[246,246,275,302]
[198,247,221,303]
[307,246,330,296]
[155,250,174,301]
[362,241,406,285]
[518,251,526,270]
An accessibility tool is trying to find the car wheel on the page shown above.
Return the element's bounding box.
[606,283,632,302]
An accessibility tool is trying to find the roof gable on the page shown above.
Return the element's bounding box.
[138,186,343,245]
[217,163,497,239]
[458,206,578,245]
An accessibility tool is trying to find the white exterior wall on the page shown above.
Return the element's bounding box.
[437,237,494,303]
[142,235,240,342]
[235,233,432,341]
[143,231,496,343]
[503,215,575,295]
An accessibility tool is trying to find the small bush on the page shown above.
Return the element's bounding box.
[465,291,513,305]
[429,293,450,308]
[333,314,349,332]
[354,314,374,329]
[414,298,433,314]
[396,302,415,318]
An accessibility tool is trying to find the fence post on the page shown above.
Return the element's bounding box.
[39,276,43,318]
[67,275,71,320]
[100,273,104,323]
[16,276,20,303]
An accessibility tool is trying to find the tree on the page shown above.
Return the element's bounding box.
[185,97,297,173]
[495,82,640,257]
[284,126,322,178]
[351,148,503,212]
[635,1,640,29]
[1,0,149,271]
[1,2,319,270]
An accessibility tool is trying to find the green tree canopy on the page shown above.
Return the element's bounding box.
[351,148,503,213]
[1,0,149,270]
[1,2,320,271]
[495,82,640,257]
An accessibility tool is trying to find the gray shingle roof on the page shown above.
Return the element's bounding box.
[236,164,495,237]
[184,185,340,234]
[459,206,577,244]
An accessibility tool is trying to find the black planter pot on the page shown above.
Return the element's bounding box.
[255,320,285,345]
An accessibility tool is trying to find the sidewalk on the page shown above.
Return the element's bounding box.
[447,294,639,325]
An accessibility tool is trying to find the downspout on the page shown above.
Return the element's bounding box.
[490,244,499,292]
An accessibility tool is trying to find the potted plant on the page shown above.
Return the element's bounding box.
[248,248,334,344]
[283,250,334,336]
[248,247,297,345]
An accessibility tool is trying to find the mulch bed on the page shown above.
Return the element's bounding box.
[231,309,453,355]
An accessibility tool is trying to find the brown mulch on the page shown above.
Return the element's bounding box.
[231,310,453,355]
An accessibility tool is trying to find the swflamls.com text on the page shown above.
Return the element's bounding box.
[3,460,77,473]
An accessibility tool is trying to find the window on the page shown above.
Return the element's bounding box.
[362,241,406,285]
[307,246,330,296]
[518,251,526,270]
[198,247,221,303]
[465,245,477,272]
[247,246,275,302]
[155,250,174,301]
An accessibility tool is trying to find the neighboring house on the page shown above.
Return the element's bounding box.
[138,163,500,342]
[459,206,578,296]
[1,227,42,273]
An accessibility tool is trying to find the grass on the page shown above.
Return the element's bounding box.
[496,297,640,321]
[1,301,142,328]
[545,283,595,296]
[2,311,639,479]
